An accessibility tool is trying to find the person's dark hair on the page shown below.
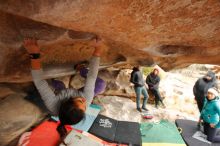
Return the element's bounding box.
[133,66,139,71]
[153,68,159,73]
[57,124,68,145]
[56,97,85,145]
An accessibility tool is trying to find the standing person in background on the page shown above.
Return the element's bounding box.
[146,68,165,109]
[193,71,217,112]
[130,66,149,112]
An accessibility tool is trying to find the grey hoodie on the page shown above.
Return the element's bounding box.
[130,70,145,87]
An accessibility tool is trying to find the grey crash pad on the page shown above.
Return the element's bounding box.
[175,119,220,146]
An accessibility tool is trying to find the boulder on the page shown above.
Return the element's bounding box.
[0,93,45,146]
[0,0,219,82]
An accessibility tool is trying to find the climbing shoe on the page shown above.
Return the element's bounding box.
[137,108,142,112]
[142,107,149,111]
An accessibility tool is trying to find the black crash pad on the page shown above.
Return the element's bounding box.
[89,114,141,146]
[89,115,118,142]
[115,121,141,146]
[175,119,219,146]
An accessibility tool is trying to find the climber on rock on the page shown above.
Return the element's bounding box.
[24,36,102,144]
[73,63,106,97]
[130,66,149,112]
[193,71,217,112]
[146,68,165,109]
[199,88,220,142]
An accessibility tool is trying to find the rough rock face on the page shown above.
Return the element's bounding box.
[0,93,45,146]
[0,0,220,82]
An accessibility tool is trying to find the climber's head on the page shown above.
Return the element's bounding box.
[153,68,159,76]
[59,96,86,125]
[57,97,86,144]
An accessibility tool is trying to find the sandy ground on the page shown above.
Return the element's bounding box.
[93,95,199,123]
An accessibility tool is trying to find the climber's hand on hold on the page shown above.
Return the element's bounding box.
[23,38,40,54]
[23,38,41,70]
[91,36,103,57]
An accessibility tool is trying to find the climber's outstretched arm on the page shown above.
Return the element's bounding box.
[83,38,102,105]
[24,38,59,115]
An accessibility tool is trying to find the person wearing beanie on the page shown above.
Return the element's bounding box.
[193,71,217,112]
[199,88,220,142]
[146,68,165,109]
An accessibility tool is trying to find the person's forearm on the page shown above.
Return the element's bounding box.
[146,81,154,86]
[154,83,159,87]
[131,76,137,85]
[82,37,102,104]
[29,51,41,70]
[83,56,100,105]
[146,78,152,86]
[133,81,140,86]
[26,42,42,70]
[133,82,138,85]
[93,47,101,57]
[31,58,41,70]
[31,69,58,115]
[30,54,57,115]
[24,38,59,114]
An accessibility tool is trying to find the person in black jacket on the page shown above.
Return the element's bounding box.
[193,71,217,112]
[146,68,165,109]
[130,66,149,112]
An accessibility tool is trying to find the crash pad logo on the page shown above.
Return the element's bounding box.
[99,118,112,128]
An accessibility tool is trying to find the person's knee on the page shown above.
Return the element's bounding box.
[207,132,216,142]
[143,92,148,99]
[136,94,140,98]
[135,91,140,97]
[207,136,215,142]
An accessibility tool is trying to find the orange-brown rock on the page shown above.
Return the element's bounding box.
[0,0,220,82]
